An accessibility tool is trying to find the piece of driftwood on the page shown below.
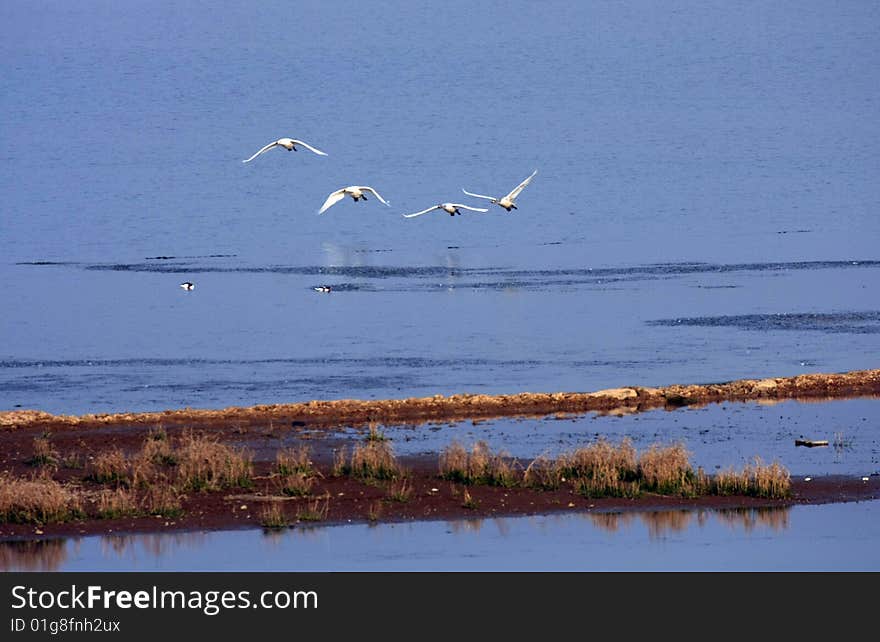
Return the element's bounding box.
[795,439,829,448]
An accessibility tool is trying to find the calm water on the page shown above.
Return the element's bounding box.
[2,501,878,571]
[1,2,879,416]
[364,397,880,477]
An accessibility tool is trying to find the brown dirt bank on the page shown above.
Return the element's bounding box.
[2,368,879,432]
[0,460,876,542]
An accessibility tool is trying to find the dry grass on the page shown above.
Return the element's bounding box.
[712,458,790,498]
[349,441,402,481]
[367,500,383,522]
[523,455,565,490]
[26,435,59,468]
[296,495,329,522]
[259,504,289,529]
[331,447,348,477]
[175,432,253,491]
[0,474,82,524]
[276,472,314,497]
[461,488,478,509]
[637,443,698,496]
[141,485,183,518]
[366,422,389,442]
[96,488,140,519]
[88,449,129,486]
[385,478,413,503]
[439,441,518,487]
[275,446,315,476]
[558,438,637,483]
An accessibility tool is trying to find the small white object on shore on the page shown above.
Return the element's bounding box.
[804,476,812,482]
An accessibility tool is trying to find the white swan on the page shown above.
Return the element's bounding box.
[319,186,391,214]
[242,138,328,163]
[462,169,537,211]
[402,203,489,218]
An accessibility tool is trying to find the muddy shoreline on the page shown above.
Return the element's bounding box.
[1,368,878,542]
[3,368,879,432]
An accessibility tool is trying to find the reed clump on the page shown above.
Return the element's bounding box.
[296,495,330,522]
[637,442,700,496]
[175,432,253,491]
[711,457,791,498]
[26,435,59,468]
[275,446,316,477]
[276,472,315,497]
[0,474,83,524]
[95,488,140,519]
[439,441,519,487]
[259,504,289,529]
[88,449,129,486]
[349,441,402,481]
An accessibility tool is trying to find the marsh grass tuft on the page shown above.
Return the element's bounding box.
[523,455,565,490]
[712,457,790,498]
[461,488,478,509]
[176,432,253,491]
[638,443,699,496]
[96,488,140,519]
[141,485,184,518]
[88,449,129,486]
[385,478,413,503]
[349,441,402,481]
[366,422,389,442]
[275,446,315,476]
[26,434,59,468]
[0,474,83,524]
[259,504,289,530]
[296,495,330,522]
[276,472,314,497]
[331,447,348,477]
[439,441,518,487]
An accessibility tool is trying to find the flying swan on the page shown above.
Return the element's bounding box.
[462,169,538,211]
[402,203,489,218]
[319,186,391,214]
[242,138,328,163]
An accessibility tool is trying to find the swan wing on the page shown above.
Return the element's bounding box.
[359,186,390,206]
[291,139,328,156]
[461,188,497,202]
[505,169,538,200]
[242,140,280,163]
[318,188,348,214]
[402,205,442,218]
[449,203,489,212]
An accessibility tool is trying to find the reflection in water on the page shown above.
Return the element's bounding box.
[587,506,790,539]
[0,505,795,571]
[99,531,207,564]
[0,538,73,572]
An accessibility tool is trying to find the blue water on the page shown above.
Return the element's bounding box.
[2,1,879,415]
[2,501,878,571]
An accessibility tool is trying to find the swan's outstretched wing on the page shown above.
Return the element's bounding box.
[461,188,498,202]
[318,188,348,214]
[448,203,489,212]
[242,140,280,163]
[359,186,390,206]
[291,139,328,156]
[505,169,538,200]
[402,204,442,218]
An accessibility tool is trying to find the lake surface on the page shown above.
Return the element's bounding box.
[2,501,878,571]
[1,1,879,415]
